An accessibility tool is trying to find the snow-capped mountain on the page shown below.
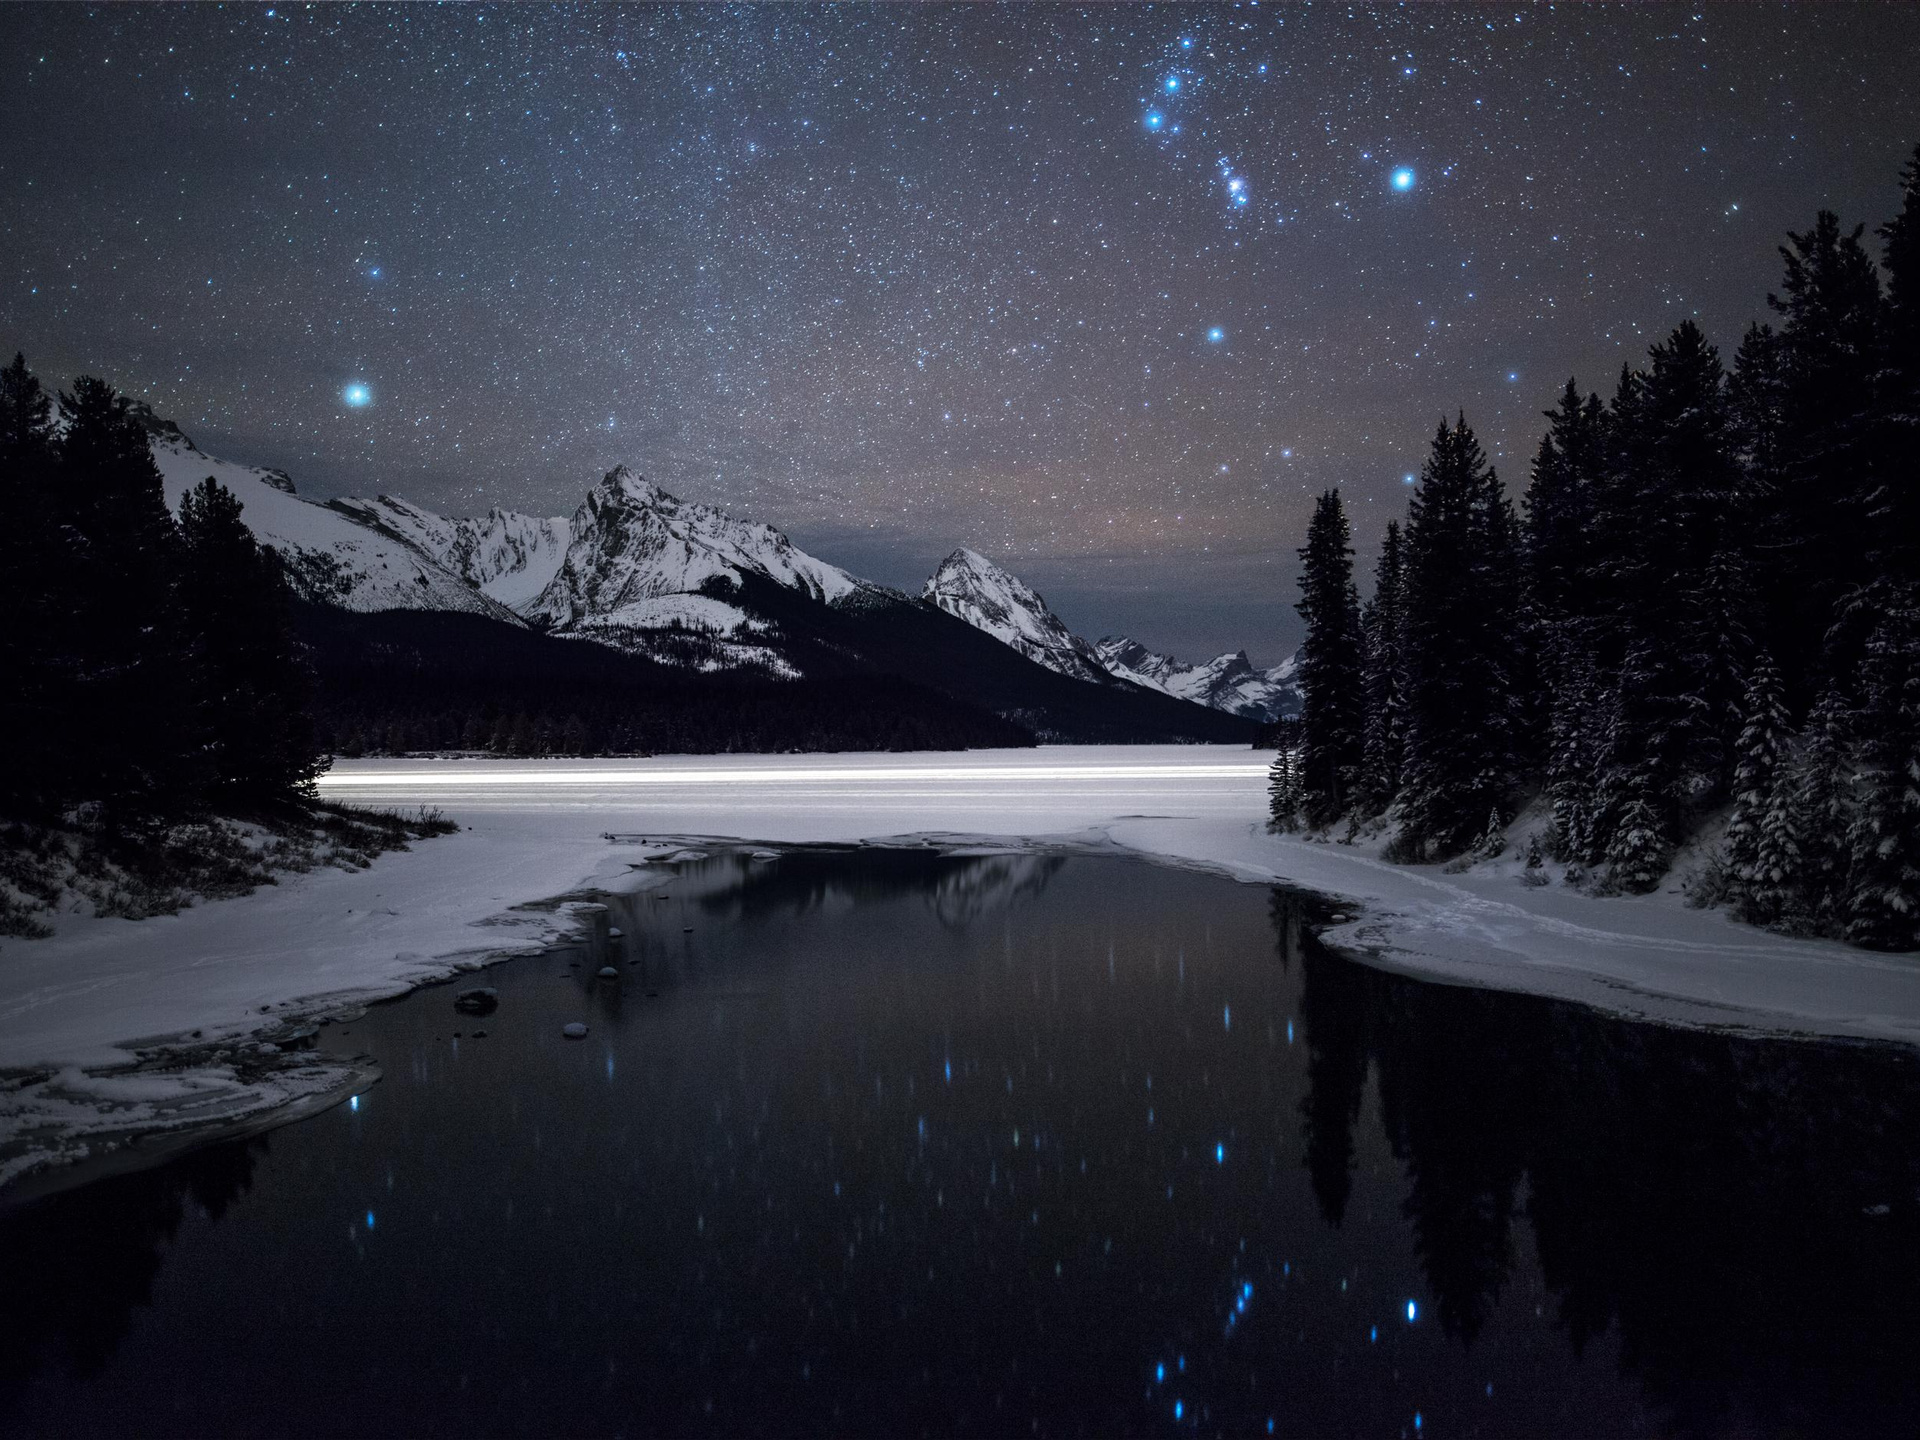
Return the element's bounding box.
[144,421,524,625]
[1095,636,1301,721]
[922,549,1114,685]
[133,408,1250,740]
[329,495,571,614]
[511,466,871,673]
[532,467,863,625]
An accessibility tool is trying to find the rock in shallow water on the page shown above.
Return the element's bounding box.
[597,966,619,979]
[562,1022,589,1039]
[454,987,499,1015]
[607,927,624,938]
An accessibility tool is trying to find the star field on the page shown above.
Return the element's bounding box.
[4,4,1917,659]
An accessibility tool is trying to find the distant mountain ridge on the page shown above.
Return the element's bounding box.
[329,495,572,613]
[143,422,1250,744]
[1096,636,1300,722]
[922,548,1115,685]
[915,545,1300,722]
[144,422,524,625]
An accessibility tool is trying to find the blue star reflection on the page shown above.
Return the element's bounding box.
[1407,1298,1419,1322]
[1392,167,1417,192]
[343,382,372,408]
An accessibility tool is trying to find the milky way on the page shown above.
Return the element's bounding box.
[4,4,1917,659]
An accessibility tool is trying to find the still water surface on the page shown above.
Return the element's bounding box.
[2,850,1917,1437]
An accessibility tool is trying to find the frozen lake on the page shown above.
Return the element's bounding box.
[4,849,1918,1436]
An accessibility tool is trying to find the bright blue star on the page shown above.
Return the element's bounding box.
[1507,371,1519,382]
[1391,167,1416,192]
[1165,74,1180,93]
[1145,110,1165,131]
[1402,472,1416,485]
[343,382,372,408]
[1180,36,1193,49]
[1207,327,1225,344]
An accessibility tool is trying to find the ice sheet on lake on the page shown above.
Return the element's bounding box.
[4,745,1919,1195]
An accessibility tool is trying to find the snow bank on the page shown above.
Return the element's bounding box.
[6,746,1919,1196]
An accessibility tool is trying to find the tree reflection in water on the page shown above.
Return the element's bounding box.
[0,1137,265,1400]
[1282,887,1920,1434]
[2,861,1916,1439]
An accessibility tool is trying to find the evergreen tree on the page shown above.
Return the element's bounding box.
[1267,721,1305,833]
[1762,211,1885,695]
[1294,489,1366,827]
[1786,690,1856,930]
[1745,752,1807,928]
[178,477,326,803]
[0,351,53,461]
[0,354,59,812]
[1871,144,1920,590]
[1728,323,1789,504]
[1546,656,1604,864]
[1845,593,1920,949]
[48,376,195,812]
[1588,324,1744,872]
[1725,650,1792,903]
[1394,415,1526,859]
[1676,546,1757,799]
[1358,520,1407,813]
[1524,378,1607,636]
[1604,780,1669,893]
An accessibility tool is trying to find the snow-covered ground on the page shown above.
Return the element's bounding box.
[6,745,1919,1194]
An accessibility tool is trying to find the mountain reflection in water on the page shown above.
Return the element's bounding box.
[0,851,1915,1438]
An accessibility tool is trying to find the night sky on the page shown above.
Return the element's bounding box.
[5,5,1918,662]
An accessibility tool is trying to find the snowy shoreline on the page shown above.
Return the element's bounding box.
[5,745,1918,1199]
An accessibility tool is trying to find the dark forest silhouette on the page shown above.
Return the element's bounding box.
[1276,145,1920,951]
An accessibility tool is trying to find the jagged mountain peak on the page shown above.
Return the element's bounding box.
[141,424,522,624]
[922,548,1112,685]
[530,466,863,632]
[1094,634,1300,721]
[332,494,573,613]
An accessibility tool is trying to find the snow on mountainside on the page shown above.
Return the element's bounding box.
[531,467,863,621]
[144,423,524,625]
[1095,636,1300,721]
[329,495,572,614]
[922,549,1115,685]
[517,467,867,673]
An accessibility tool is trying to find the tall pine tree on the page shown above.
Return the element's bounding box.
[1762,212,1885,698]
[49,376,196,813]
[1358,520,1407,814]
[1394,416,1526,859]
[1845,593,1920,949]
[1725,650,1792,905]
[178,477,326,803]
[1294,489,1366,828]
[0,354,59,813]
